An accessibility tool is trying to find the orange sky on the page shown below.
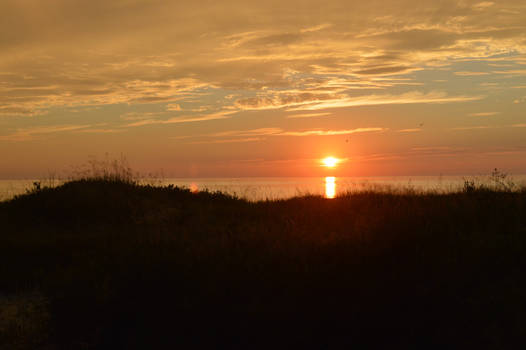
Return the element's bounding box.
[1,0,525,178]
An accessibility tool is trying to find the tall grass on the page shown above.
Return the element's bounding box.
[68,153,136,184]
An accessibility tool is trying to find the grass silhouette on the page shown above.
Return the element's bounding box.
[1,175,526,349]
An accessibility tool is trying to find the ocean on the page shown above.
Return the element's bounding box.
[2,175,526,202]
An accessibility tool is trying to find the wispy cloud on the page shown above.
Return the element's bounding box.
[453,123,526,130]
[278,127,385,136]
[0,106,49,117]
[166,103,181,111]
[234,90,484,112]
[177,126,385,141]
[468,112,500,117]
[0,124,92,141]
[454,71,490,76]
[473,2,494,10]
[452,125,494,130]
[354,66,418,76]
[493,69,526,76]
[287,91,484,111]
[125,111,235,127]
[397,128,422,132]
[209,128,283,137]
[120,112,164,121]
[286,112,332,119]
[78,128,125,134]
[300,23,332,33]
[235,93,342,111]
[188,137,263,144]
[411,146,452,152]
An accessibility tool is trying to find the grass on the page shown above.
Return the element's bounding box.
[1,173,526,349]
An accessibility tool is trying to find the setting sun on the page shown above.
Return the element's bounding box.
[322,157,340,168]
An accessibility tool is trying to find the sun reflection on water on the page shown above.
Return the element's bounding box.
[325,176,336,199]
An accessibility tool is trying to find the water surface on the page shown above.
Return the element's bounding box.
[3,175,525,202]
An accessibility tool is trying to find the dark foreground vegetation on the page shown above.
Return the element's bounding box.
[1,178,526,349]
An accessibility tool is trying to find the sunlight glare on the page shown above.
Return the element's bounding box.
[322,156,339,168]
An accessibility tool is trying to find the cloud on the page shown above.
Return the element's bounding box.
[234,90,483,112]
[368,29,459,51]
[177,126,384,141]
[473,2,495,10]
[350,146,469,163]
[286,112,332,119]
[0,106,48,117]
[120,112,163,121]
[209,127,283,137]
[453,123,526,130]
[454,71,491,76]
[78,128,125,134]
[493,69,526,76]
[287,91,484,111]
[235,93,342,110]
[0,72,210,120]
[300,23,332,33]
[411,146,452,152]
[0,124,91,141]
[241,33,302,48]
[354,146,526,164]
[125,111,235,127]
[166,103,181,111]
[397,128,422,132]
[452,125,494,130]
[354,66,416,75]
[278,127,385,136]
[188,137,263,144]
[468,111,500,116]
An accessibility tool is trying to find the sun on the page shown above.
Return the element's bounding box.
[322,156,340,168]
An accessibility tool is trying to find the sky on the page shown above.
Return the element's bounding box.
[1,0,525,178]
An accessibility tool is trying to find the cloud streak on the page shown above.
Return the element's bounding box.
[287,91,484,111]
[181,127,385,142]
[286,112,333,119]
[278,128,385,136]
[125,111,235,127]
[468,112,500,116]
[0,124,92,141]
[188,137,263,144]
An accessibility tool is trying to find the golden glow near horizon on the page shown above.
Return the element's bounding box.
[1,0,526,178]
[325,176,336,199]
[322,157,340,168]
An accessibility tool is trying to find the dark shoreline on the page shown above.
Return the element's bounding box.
[2,179,526,348]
